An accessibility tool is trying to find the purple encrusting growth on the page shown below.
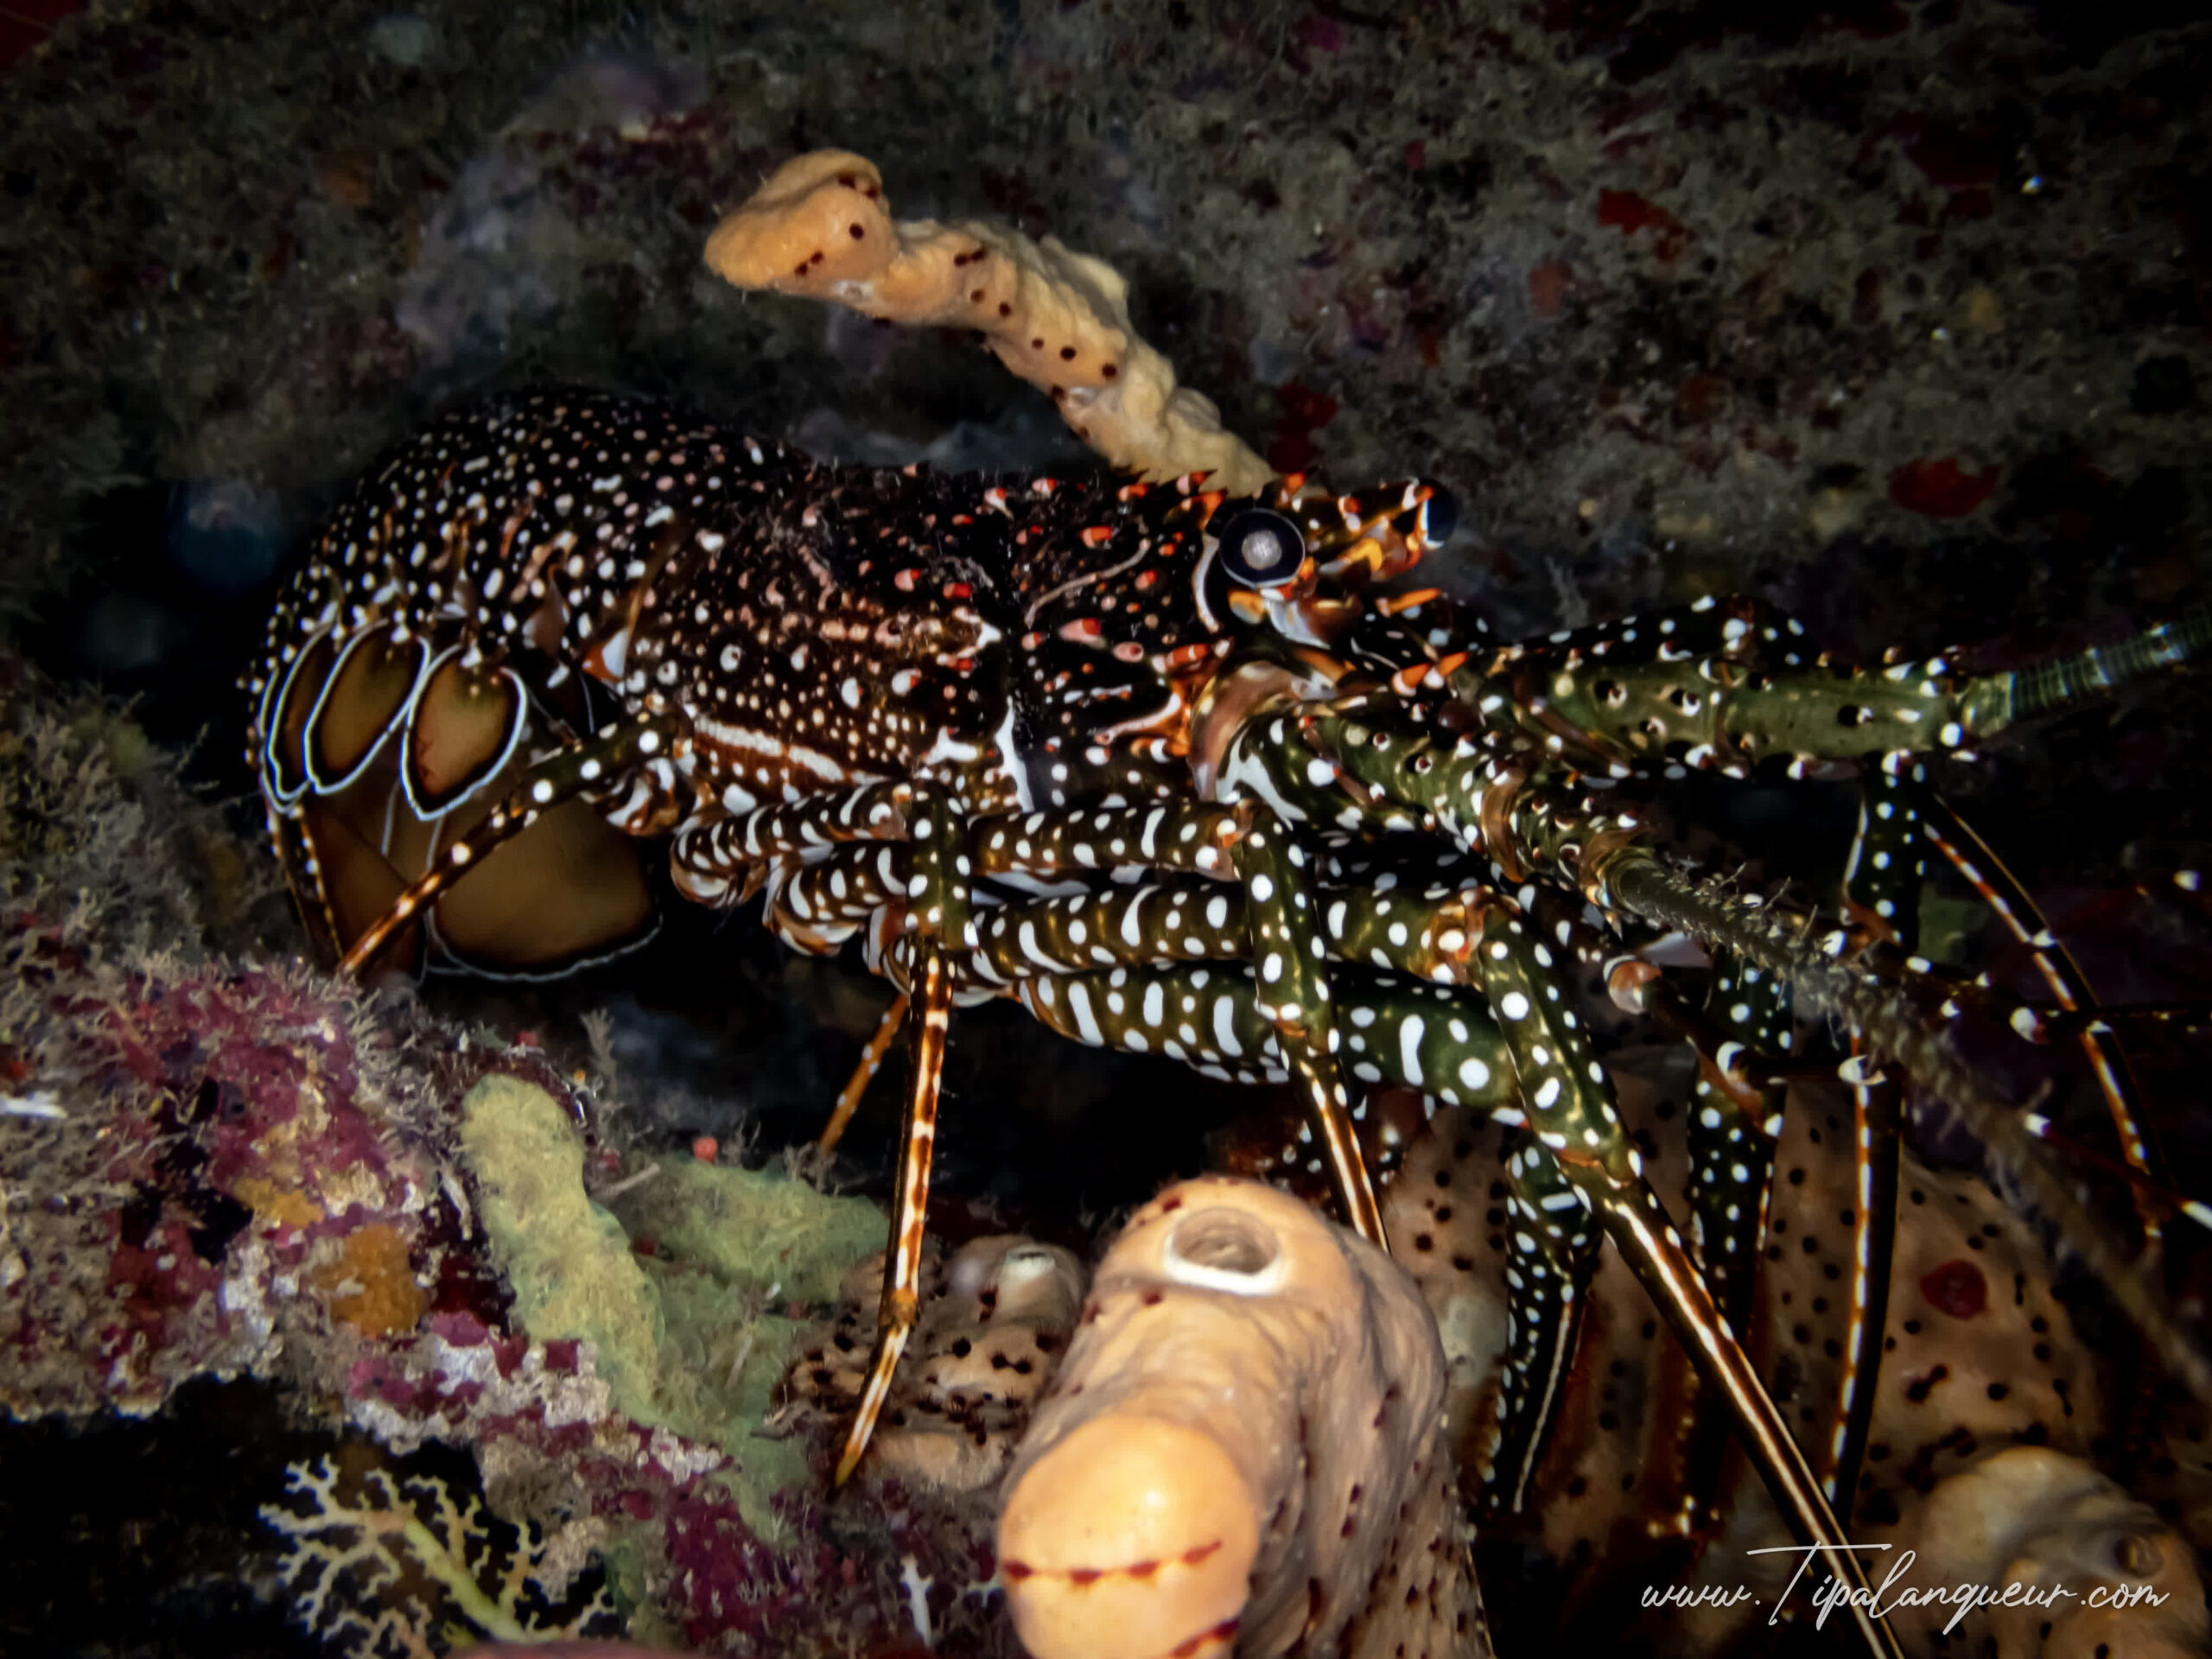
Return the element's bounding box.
[0,893,1005,1656]
[0,893,609,1423]
[1,664,1011,1655]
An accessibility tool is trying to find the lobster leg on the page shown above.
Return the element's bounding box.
[974,803,1241,880]
[970,798,1385,1242]
[1487,1130,1599,1511]
[1465,899,1903,1659]
[834,785,972,1485]
[669,779,914,906]
[1685,956,1788,1337]
[969,871,1483,989]
[1254,696,1903,1643]
[666,777,979,1483]
[1013,962,1519,1119]
[1666,952,1790,1538]
[1919,788,2170,1242]
[1822,764,1919,1519]
[819,992,906,1155]
[1230,806,1385,1243]
[803,794,1390,1242]
[1596,845,2212,1409]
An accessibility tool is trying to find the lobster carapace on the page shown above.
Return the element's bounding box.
[249,385,2211,1659]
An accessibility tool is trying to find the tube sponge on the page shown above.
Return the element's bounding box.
[704,150,1274,494]
[996,1176,1478,1659]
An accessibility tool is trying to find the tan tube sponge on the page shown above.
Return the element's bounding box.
[996,1176,1482,1659]
[706,150,1274,494]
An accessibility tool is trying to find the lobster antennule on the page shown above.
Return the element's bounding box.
[1972,600,2212,732]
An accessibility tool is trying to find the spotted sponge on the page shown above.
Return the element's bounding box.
[779,1233,1086,1491]
[996,1176,1478,1659]
[705,150,1273,493]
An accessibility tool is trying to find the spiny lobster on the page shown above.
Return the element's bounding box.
[247,385,2211,1659]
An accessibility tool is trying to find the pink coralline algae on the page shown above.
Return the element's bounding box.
[0,895,1004,1654]
[1,938,454,1417]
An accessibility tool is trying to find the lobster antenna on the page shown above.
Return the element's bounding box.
[1968,602,2212,732]
[1601,849,2212,1411]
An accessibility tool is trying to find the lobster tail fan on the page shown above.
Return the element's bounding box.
[292,789,423,972]
[1600,849,2212,1413]
[1974,602,2212,732]
[423,783,658,976]
[262,638,658,980]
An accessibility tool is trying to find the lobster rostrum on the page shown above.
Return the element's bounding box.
[248,387,2211,1659]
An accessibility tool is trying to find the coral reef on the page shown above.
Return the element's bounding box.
[706,149,1272,493]
[998,1177,1478,1659]
[0,657,1007,1653]
[264,1452,620,1656]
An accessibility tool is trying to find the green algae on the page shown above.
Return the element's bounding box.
[457,1074,883,1535]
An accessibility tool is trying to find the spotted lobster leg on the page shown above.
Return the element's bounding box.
[1630,764,1921,1535]
[1485,1108,1599,1515]
[969,800,1384,1243]
[1422,595,2212,1412]
[1463,899,1903,1659]
[1617,950,1793,1537]
[668,778,976,1484]
[683,790,1392,1474]
[1229,805,1386,1244]
[1256,696,1923,1651]
[996,888,1897,1655]
[1821,765,1918,1522]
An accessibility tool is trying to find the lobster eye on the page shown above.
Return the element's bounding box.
[1418,487,1459,547]
[1217,507,1305,588]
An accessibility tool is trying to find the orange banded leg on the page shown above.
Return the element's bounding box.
[819,992,907,1155]
[1830,1046,1898,1527]
[834,785,971,1484]
[1921,789,2168,1243]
